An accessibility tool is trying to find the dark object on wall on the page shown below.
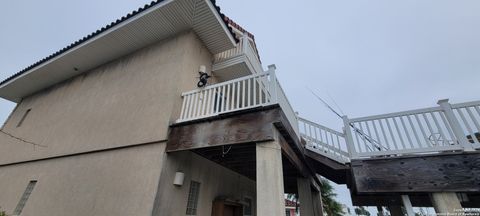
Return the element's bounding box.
[197,72,211,88]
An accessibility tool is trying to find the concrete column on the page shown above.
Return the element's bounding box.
[297,178,315,216]
[256,140,285,216]
[431,192,463,215]
[388,205,403,216]
[401,195,415,216]
[312,190,324,216]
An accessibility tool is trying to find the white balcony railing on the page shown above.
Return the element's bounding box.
[177,67,300,138]
[299,117,350,164]
[213,34,263,74]
[298,99,480,163]
[343,99,480,159]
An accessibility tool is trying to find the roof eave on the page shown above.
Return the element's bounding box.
[0,0,236,102]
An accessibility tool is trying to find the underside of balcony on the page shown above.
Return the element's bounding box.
[213,55,255,81]
[212,35,262,81]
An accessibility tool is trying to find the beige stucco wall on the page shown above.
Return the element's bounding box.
[0,31,216,165]
[152,151,256,216]
[0,142,166,216]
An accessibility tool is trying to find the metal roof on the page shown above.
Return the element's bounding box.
[0,0,237,102]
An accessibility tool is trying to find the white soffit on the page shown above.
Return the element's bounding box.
[0,0,236,102]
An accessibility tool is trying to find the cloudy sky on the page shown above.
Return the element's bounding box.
[1,0,479,212]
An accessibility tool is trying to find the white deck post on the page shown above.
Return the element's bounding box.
[342,115,358,158]
[242,33,249,52]
[437,99,474,151]
[431,192,463,214]
[401,195,415,216]
[267,64,278,104]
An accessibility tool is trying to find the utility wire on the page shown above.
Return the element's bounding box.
[326,91,345,116]
[0,129,46,148]
[307,87,387,151]
[307,87,342,118]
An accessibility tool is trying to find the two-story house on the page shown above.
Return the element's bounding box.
[0,0,324,216]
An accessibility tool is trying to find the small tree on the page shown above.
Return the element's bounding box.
[320,178,344,216]
[354,206,370,216]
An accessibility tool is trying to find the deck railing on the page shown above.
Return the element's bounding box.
[298,99,480,163]
[343,99,480,159]
[177,66,300,138]
[299,117,350,163]
[213,34,263,74]
[451,101,480,149]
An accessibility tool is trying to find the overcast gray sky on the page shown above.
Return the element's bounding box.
[1,0,480,212]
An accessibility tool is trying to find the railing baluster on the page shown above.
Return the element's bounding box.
[242,80,246,108]
[212,87,218,114]
[406,115,422,148]
[200,91,207,116]
[422,113,440,146]
[439,112,456,144]
[180,95,187,120]
[466,107,480,132]
[207,89,213,116]
[399,116,414,149]
[457,108,480,144]
[475,106,480,118]
[253,76,257,106]
[226,83,231,112]
[236,82,241,109]
[259,75,264,103]
[371,120,382,149]
[392,117,406,150]
[414,114,431,148]
[358,122,370,152]
[353,123,362,153]
[431,112,449,146]
[385,118,400,150]
[378,119,391,151]
[186,94,193,119]
[248,78,252,107]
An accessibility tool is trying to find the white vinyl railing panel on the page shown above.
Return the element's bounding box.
[344,100,480,159]
[213,38,245,63]
[213,35,263,74]
[179,72,273,122]
[177,69,300,139]
[452,101,480,149]
[299,118,349,163]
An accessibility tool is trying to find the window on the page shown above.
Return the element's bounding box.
[186,181,201,215]
[243,197,253,216]
[13,180,37,215]
[286,209,291,216]
[16,109,31,127]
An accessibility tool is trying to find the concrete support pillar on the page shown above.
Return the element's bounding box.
[431,192,463,215]
[401,195,415,216]
[297,178,315,216]
[256,140,285,216]
[388,205,403,216]
[312,190,324,216]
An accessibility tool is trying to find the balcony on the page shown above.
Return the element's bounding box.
[177,66,300,138]
[212,34,263,81]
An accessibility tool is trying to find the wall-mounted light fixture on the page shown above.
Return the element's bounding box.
[197,65,210,88]
[173,171,185,186]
